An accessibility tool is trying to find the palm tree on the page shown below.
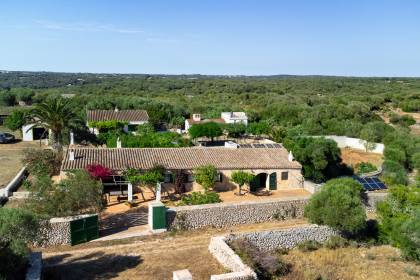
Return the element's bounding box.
[29,97,79,151]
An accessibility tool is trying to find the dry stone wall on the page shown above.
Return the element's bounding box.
[209,236,257,280]
[36,214,97,247]
[225,225,338,252]
[167,198,308,230]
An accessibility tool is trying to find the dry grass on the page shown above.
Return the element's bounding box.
[41,219,308,280]
[340,148,384,168]
[282,245,420,280]
[0,135,40,187]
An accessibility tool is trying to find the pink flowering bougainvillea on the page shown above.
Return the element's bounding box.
[85,164,112,180]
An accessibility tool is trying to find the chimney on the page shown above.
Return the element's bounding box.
[116,137,122,148]
[114,107,119,112]
[69,150,75,161]
[288,151,294,162]
[192,114,201,122]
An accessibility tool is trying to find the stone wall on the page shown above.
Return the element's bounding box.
[364,192,388,211]
[315,135,384,154]
[209,236,257,280]
[167,198,308,230]
[36,214,97,247]
[225,225,338,252]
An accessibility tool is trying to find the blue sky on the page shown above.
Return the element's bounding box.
[1,0,420,76]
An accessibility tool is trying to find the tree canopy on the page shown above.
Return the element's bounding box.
[304,178,367,234]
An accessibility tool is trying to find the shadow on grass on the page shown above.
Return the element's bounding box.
[43,251,143,280]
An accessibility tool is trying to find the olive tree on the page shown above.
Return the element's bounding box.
[304,178,366,234]
[231,170,255,196]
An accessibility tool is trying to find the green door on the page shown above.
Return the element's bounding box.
[269,172,277,190]
[70,215,99,246]
[152,206,166,230]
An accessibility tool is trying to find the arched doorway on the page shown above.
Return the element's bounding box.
[250,173,268,192]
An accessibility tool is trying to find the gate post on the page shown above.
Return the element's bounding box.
[148,201,167,233]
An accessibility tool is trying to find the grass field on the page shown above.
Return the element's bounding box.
[41,220,308,280]
[0,126,40,188]
[283,245,420,280]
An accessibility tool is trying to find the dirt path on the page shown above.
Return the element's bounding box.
[41,219,308,280]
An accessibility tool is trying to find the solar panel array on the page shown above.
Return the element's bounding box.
[353,176,387,191]
[239,143,282,148]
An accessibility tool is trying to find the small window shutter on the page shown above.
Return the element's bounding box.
[281,171,288,180]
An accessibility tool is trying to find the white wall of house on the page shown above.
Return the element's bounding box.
[221,112,248,126]
[22,124,34,141]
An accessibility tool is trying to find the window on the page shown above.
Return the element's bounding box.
[164,172,174,183]
[281,171,289,181]
[187,174,195,183]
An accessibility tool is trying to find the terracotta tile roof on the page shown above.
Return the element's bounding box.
[62,147,301,171]
[186,118,226,125]
[87,110,149,122]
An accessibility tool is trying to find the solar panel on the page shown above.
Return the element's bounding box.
[353,176,387,191]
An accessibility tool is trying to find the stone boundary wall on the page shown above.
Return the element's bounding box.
[365,192,388,211]
[209,236,257,280]
[36,214,97,247]
[225,225,338,252]
[167,198,309,230]
[313,135,384,154]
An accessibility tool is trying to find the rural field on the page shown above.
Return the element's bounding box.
[40,219,420,280]
[0,128,40,188]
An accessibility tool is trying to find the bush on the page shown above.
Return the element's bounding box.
[26,170,104,218]
[381,160,407,185]
[86,164,112,180]
[297,240,322,252]
[323,236,349,249]
[354,162,377,175]
[304,178,367,234]
[22,149,60,177]
[0,208,38,279]
[377,185,420,261]
[194,165,218,192]
[229,238,290,279]
[389,114,416,127]
[4,109,27,132]
[178,191,221,206]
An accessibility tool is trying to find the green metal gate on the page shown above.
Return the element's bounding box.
[70,215,99,246]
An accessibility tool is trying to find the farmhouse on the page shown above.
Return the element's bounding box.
[185,112,248,131]
[87,108,149,134]
[61,145,303,194]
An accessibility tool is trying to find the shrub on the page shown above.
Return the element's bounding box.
[26,170,103,218]
[229,238,290,279]
[189,122,223,141]
[22,149,60,177]
[86,164,112,180]
[0,208,38,279]
[323,236,349,249]
[4,109,27,132]
[297,240,322,252]
[178,191,221,206]
[194,165,218,192]
[381,160,407,185]
[354,162,377,175]
[304,178,367,234]
[377,185,420,261]
[389,114,416,127]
